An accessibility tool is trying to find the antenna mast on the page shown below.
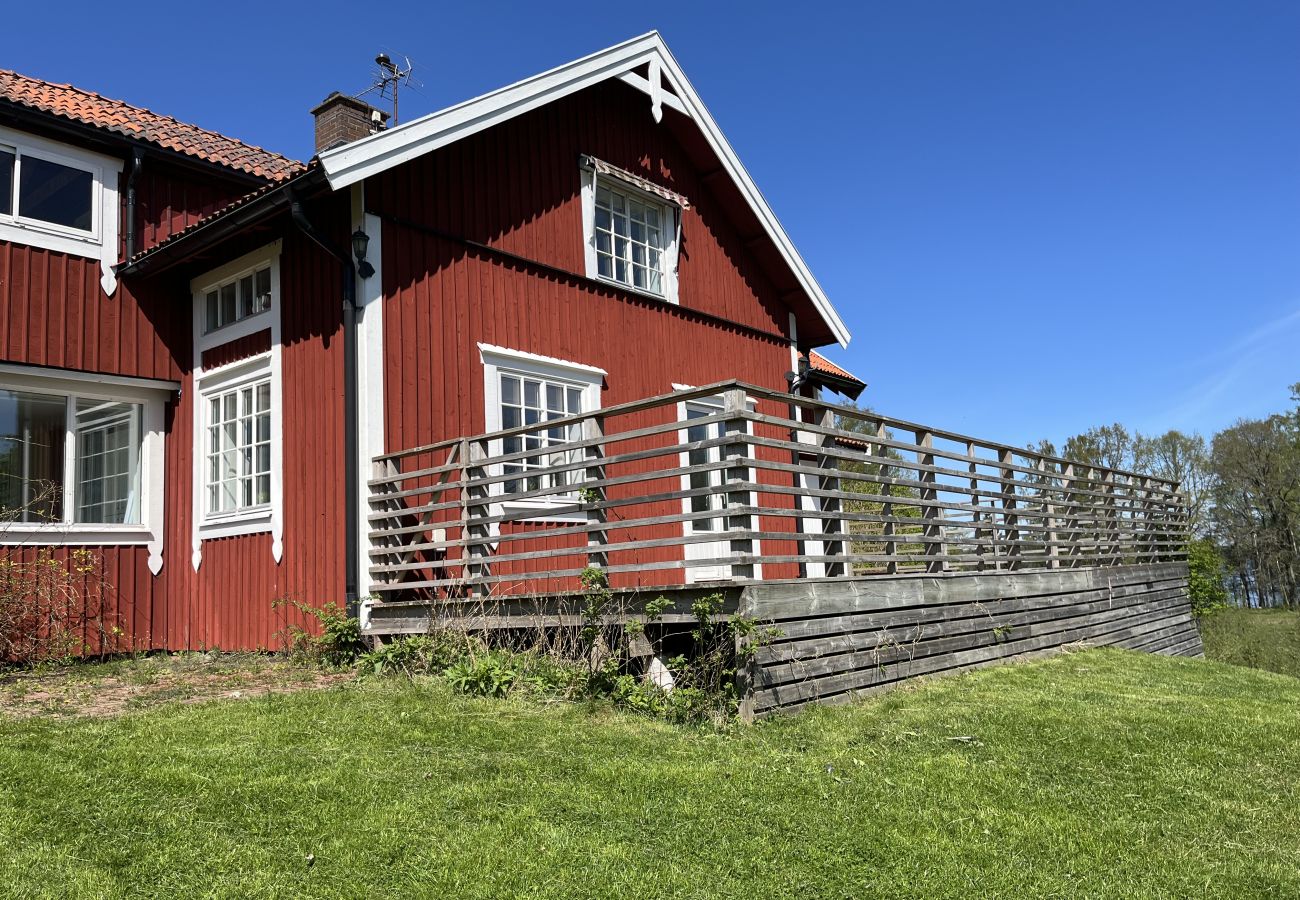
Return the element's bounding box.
[371,52,413,125]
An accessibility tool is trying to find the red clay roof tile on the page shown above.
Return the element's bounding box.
[0,70,305,182]
[809,350,863,386]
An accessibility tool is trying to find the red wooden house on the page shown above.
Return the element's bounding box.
[0,34,866,650]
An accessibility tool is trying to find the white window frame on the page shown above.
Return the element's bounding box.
[190,243,284,569]
[580,168,680,304]
[0,363,172,574]
[479,344,604,523]
[673,385,761,583]
[0,125,122,295]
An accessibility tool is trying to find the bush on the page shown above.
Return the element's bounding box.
[0,548,118,667]
[1188,538,1230,617]
[274,599,364,668]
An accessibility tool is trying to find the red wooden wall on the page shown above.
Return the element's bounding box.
[368,80,806,590]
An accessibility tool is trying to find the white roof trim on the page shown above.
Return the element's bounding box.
[319,32,850,348]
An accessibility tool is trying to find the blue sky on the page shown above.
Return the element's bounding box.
[5,1,1298,448]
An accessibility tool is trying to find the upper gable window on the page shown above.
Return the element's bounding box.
[594,182,667,295]
[580,156,683,304]
[0,126,121,294]
[202,263,272,334]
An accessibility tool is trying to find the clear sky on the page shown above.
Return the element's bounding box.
[5,1,1298,449]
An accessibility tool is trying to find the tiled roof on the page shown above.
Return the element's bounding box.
[0,70,305,182]
[809,350,863,386]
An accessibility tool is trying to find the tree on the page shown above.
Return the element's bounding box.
[1209,415,1300,608]
[1134,430,1212,536]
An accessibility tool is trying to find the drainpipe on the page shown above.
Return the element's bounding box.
[289,191,360,616]
[124,147,145,261]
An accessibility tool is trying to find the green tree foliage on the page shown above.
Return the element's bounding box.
[1186,538,1229,616]
[1209,411,1300,608]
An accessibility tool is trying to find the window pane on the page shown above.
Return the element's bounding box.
[205,292,220,333]
[239,275,255,318]
[0,148,13,217]
[255,267,272,313]
[18,155,93,231]
[501,375,519,406]
[220,283,237,327]
[74,399,139,524]
[0,390,66,523]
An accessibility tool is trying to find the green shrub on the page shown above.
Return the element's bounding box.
[274,599,364,668]
[1188,538,1230,617]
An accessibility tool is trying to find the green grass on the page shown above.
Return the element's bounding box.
[2,650,1299,898]
[1201,607,1300,679]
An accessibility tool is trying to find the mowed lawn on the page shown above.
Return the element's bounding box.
[2,649,1299,899]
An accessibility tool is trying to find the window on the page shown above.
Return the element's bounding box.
[498,371,586,497]
[190,243,283,566]
[0,365,170,569]
[479,344,604,518]
[594,182,666,294]
[0,388,142,526]
[580,157,682,304]
[0,127,121,294]
[205,377,271,515]
[203,264,272,334]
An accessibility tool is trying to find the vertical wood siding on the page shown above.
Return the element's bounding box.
[369,81,807,589]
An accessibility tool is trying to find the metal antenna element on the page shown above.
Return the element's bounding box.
[360,51,415,125]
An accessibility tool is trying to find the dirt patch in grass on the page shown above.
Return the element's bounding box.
[0,653,349,719]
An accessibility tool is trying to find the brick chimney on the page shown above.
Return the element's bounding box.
[311,93,388,153]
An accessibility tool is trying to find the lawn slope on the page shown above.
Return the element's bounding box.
[1,649,1298,899]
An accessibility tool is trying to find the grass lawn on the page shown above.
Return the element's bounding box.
[1201,606,1300,679]
[2,649,1299,899]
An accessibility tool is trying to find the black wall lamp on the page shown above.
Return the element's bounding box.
[351,228,375,279]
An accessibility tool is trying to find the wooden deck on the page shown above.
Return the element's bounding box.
[360,381,1197,714]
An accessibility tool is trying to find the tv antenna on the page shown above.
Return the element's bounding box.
[361,52,417,125]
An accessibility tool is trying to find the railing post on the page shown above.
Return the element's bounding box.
[917,430,946,573]
[583,415,608,572]
[1061,462,1081,568]
[1101,469,1119,568]
[462,438,491,597]
[816,406,846,578]
[368,458,400,594]
[998,449,1020,570]
[967,441,989,570]
[723,388,754,580]
[876,421,897,575]
[1041,457,1060,569]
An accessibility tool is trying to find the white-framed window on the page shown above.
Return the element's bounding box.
[479,344,604,520]
[201,262,272,335]
[0,363,172,570]
[204,368,272,517]
[0,125,122,295]
[190,244,284,567]
[580,159,681,303]
[674,386,761,583]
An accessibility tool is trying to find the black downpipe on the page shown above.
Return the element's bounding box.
[124,147,144,262]
[289,192,360,616]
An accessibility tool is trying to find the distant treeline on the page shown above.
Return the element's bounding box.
[1031,384,1300,610]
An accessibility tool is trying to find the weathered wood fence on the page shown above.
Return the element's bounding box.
[367,380,1188,599]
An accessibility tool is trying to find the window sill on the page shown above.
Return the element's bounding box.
[0,219,102,261]
[498,499,588,525]
[591,274,676,306]
[0,523,154,546]
[198,510,273,540]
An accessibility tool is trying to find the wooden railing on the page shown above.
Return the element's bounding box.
[367,381,1188,599]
